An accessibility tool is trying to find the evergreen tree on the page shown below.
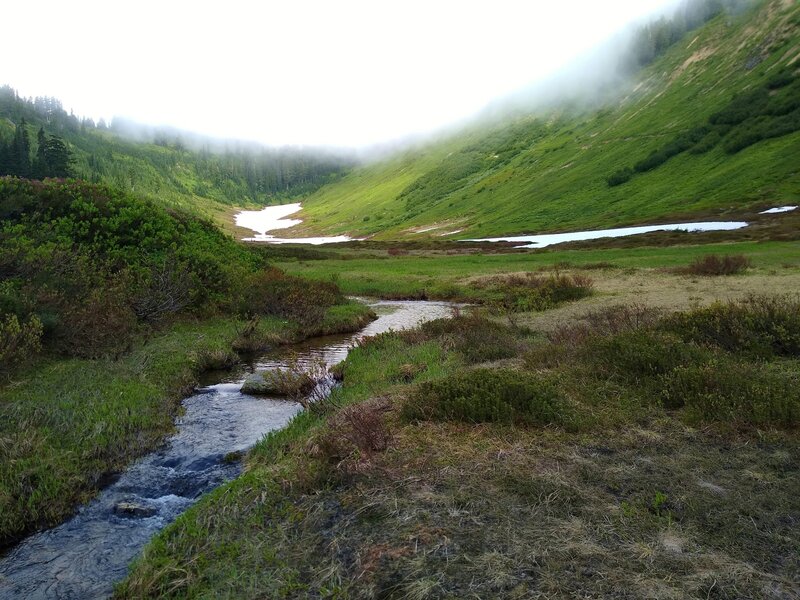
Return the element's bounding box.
[0,140,11,176]
[34,127,48,178]
[41,135,74,178]
[10,119,31,177]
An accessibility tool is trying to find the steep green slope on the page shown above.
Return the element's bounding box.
[295,0,800,240]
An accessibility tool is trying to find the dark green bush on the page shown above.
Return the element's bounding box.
[633,126,709,173]
[662,296,800,359]
[661,358,799,426]
[607,167,634,186]
[403,368,571,427]
[405,313,522,364]
[0,178,346,361]
[0,313,43,375]
[710,88,770,125]
[766,69,795,90]
[689,129,723,154]
[588,330,710,383]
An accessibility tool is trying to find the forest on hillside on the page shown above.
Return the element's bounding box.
[0,86,356,208]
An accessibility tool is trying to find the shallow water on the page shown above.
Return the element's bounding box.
[235,203,359,244]
[466,221,749,249]
[0,300,453,600]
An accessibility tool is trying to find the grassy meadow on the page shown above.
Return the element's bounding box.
[275,239,800,302]
[118,295,800,598]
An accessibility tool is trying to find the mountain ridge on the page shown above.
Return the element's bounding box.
[290,0,799,241]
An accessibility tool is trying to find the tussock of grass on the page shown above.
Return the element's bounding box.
[475,271,594,312]
[678,253,752,276]
[403,368,573,427]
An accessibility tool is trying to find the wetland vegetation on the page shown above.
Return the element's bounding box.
[1,0,798,597]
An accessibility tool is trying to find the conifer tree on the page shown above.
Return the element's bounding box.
[10,118,31,177]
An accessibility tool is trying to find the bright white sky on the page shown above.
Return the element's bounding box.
[2,0,676,147]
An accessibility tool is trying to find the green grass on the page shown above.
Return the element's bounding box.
[118,299,800,598]
[0,302,374,547]
[291,1,800,240]
[276,240,800,300]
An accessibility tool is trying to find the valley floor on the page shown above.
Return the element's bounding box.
[117,241,799,599]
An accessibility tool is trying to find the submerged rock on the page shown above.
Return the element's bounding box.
[241,369,316,396]
[114,501,157,518]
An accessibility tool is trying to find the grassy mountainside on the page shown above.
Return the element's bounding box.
[293,0,800,240]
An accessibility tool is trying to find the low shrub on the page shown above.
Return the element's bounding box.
[662,296,800,359]
[548,303,662,347]
[54,283,140,358]
[237,268,342,328]
[405,313,522,364]
[661,359,799,426]
[633,126,710,174]
[680,254,751,276]
[315,398,393,463]
[130,259,193,324]
[588,330,710,383]
[607,167,633,186]
[478,272,593,312]
[0,313,43,375]
[403,368,571,427]
[689,129,723,154]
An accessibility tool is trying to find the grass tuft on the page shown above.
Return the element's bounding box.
[402,368,573,428]
[678,254,751,276]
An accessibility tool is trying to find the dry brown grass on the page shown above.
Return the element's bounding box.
[312,397,394,472]
[266,419,800,598]
[513,268,800,333]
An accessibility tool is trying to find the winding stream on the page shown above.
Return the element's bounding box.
[0,300,454,600]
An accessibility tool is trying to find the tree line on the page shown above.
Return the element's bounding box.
[0,118,74,179]
[623,0,754,72]
[0,85,354,204]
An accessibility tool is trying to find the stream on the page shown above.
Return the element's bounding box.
[0,300,454,600]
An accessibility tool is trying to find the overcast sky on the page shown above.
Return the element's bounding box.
[2,0,677,147]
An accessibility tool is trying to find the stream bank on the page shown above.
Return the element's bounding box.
[0,300,453,599]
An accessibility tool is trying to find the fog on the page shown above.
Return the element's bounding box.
[2,0,685,148]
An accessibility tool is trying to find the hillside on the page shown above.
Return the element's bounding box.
[290,0,800,240]
[0,91,354,224]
